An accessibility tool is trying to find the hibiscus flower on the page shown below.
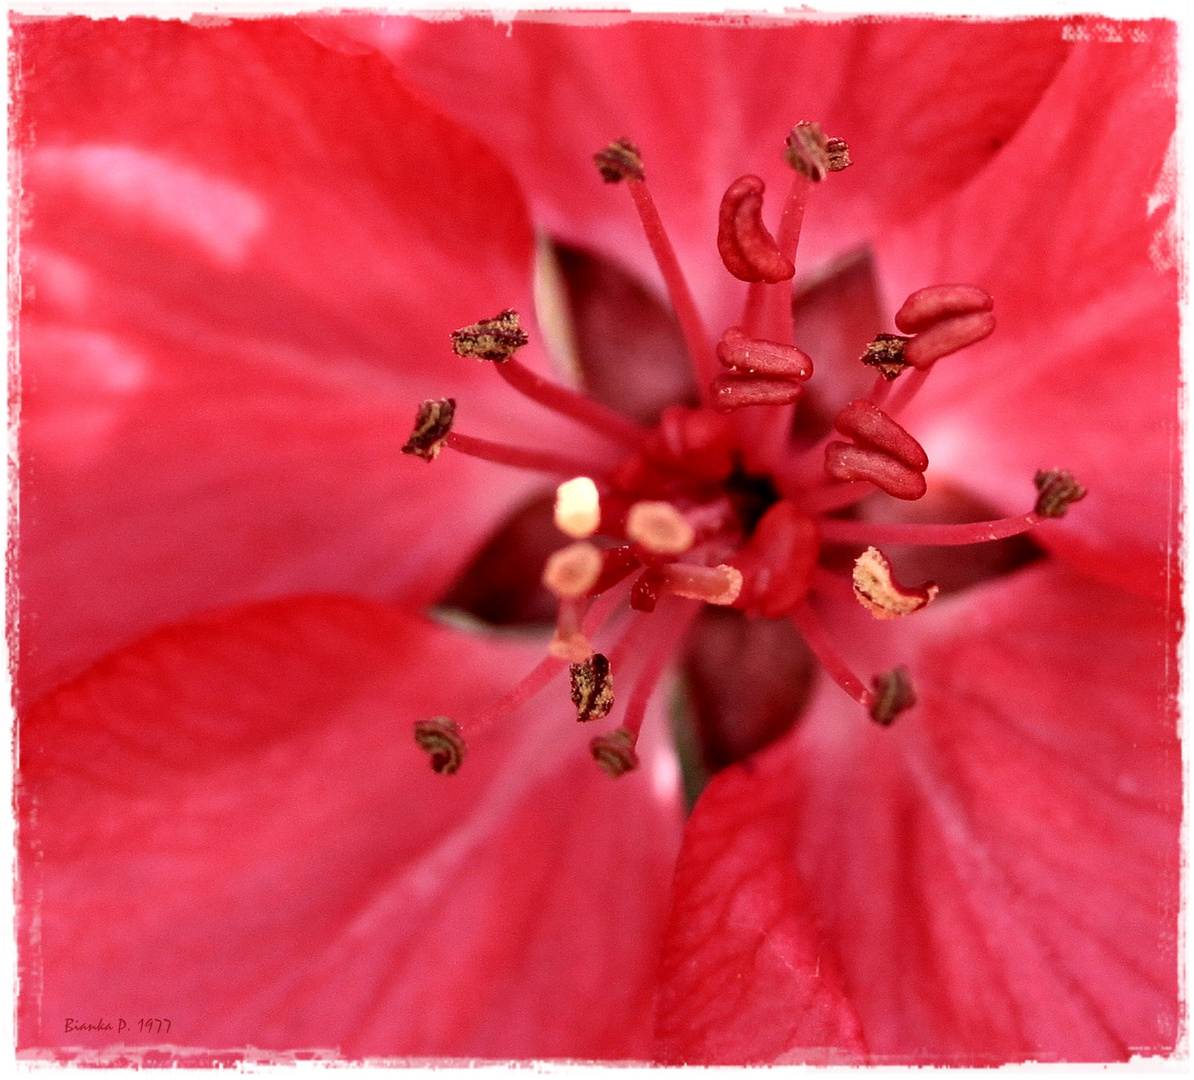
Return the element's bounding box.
[14,13,1180,1066]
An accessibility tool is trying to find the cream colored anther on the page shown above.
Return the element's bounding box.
[542,541,603,599]
[626,501,695,556]
[554,476,601,538]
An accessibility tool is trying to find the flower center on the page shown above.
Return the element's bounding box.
[403,125,1086,779]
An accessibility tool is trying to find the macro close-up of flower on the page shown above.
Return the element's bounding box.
[12,11,1182,1066]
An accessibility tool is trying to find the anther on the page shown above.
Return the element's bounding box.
[824,442,927,500]
[590,727,639,777]
[784,121,852,182]
[450,309,529,362]
[593,137,645,183]
[833,399,928,472]
[717,175,795,284]
[895,284,993,333]
[413,716,467,775]
[861,334,911,381]
[554,476,601,538]
[852,547,938,619]
[870,667,916,725]
[1034,469,1087,518]
[570,653,614,722]
[626,501,695,556]
[904,311,997,369]
[712,373,804,412]
[716,326,813,379]
[658,562,742,606]
[542,541,604,599]
[401,398,455,462]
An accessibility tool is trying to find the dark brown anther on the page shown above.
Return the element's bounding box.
[717,175,795,284]
[590,727,639,777]
[402,398,456,462]
[1034,469,1087,518]
[870,667,916,725]
[860,333,912,381]
[570,653,614,722]
[594,138,645,183]
[784,121,852,182]
[414,716,467,774]
[450,309,529,362]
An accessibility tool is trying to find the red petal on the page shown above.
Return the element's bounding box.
[19,596,682,1059]
[15,19,613,698]
[879,27,1179,598]
[666,564,1180,1062]
[393,17,1069,328]
[655,759,867,1064]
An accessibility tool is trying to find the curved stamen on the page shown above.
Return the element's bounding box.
[614,171,718,403]
[894,284,993,333]
[817,510,1045,547]
[790,600,873,708]
[712,373,804,412]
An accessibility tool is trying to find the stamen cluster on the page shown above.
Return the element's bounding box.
[402,125,1085,778]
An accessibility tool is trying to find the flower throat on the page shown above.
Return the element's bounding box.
[403,123,1085,779]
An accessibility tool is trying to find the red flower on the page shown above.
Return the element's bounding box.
[14,14,1180,1065]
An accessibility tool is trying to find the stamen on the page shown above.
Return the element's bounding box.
[784,121,852,182]
[824,442,927,501]
[444,430,598,476]
[570,653,614,722]
[450,309,530,362]
[860,334,911,381]
[401,398,456,462]
[818,509,1044,547]
[542,541,604,598]
[870,667,916,725]
[1034,469,1087,517]
[602,144,718,401]
[590,728,639,777]
[492,355,651,449]
[833,399,928,472]
[712,373,804,412]
[549,596,593,661]
[717,175,795,284]
[658,562,742,606]
[413,717,466,775]
[852,546,939,619]
[593,137,645,182]
[716,326,813,378]
[626,500,695,555]
[790,600,872,708]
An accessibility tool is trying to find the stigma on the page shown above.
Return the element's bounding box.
[404,125,1084,778]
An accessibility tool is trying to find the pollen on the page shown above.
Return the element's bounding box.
[450,309,529,362]
[570,654,614,722]
[542,541,603,598]
[626,500,696,555]
[852,547,939,619]
[401,398,455,462]
[554,476,601,538]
